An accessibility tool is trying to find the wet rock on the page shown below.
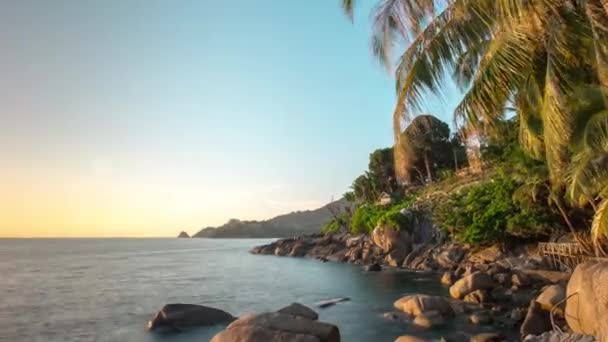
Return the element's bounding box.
[365,263,382,272]
[289,242,312,257]
[147,304,235,331]
[520,301,551,337]
[393,294,453,317]
[450,272,495,299]
[413,310,444,329]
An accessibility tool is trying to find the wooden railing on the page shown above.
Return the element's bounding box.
[538,242,606,270]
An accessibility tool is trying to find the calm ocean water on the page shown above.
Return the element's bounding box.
[1,238,467,342]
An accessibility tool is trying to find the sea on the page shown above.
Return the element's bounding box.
[0,238,483,342]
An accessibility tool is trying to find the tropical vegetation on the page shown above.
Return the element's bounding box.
[339,0,608,251]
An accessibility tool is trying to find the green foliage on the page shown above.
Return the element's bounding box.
[321,220,341,234]
[434,175,556,244]
[350,205,386,235]
[350,194,418,235]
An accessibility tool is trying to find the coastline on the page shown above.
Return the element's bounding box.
[245,232,578,341]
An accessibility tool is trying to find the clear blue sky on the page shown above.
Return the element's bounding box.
[0,0,459,237]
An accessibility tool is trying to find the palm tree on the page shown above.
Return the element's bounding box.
[341,0,608,248]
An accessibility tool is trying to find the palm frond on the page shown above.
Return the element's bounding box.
[591,198,608,245]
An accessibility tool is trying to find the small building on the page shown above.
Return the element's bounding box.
[377,192,393,206]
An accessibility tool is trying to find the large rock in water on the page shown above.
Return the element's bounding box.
[520,301,551,337]
[449,272,495,299]
[566,261,608,339]
[210,304,340,342]
[371,225,411,253]
[393,294,453,316]
[147,304,234,331]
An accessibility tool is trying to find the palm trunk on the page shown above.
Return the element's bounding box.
[555,198,594,255]
[424,153,432,183]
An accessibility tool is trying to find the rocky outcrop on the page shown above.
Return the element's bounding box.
[210,304,340,342]
[177,231,190,238]
[371,225,411,253]
[565,261,608,339]
[147,304,234,331]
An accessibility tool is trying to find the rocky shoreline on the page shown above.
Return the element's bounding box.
[248,232,593,341]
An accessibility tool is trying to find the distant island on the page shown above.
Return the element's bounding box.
[189,199,347,238]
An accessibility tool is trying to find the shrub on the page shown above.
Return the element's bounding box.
[434,175,555,244]
[351,205,386,235]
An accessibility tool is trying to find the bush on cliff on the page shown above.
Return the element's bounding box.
[433,175,556,244]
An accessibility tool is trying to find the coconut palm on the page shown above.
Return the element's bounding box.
[342,0,608,247]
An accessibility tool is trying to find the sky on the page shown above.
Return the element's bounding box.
[0,0,459,237]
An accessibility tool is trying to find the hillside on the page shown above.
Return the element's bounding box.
[192,199,347,238]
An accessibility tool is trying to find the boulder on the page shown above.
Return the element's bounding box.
[395,335,427,342]
[511,308,527,322]
[463,290,490,305]
[413,310,444,329]
[449,272,495,299]
[278,303,319,321]
[565,261,608,338]
[210,311,340,342]
[441,271,456,286]
[147,304,234,331]
[520,301,551,337]
[365,263,382,272]
[536,284,566,315]
[371,225,411,253]
[522,331,596,342]
[471,333,506,342]
[393,294,453,317]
